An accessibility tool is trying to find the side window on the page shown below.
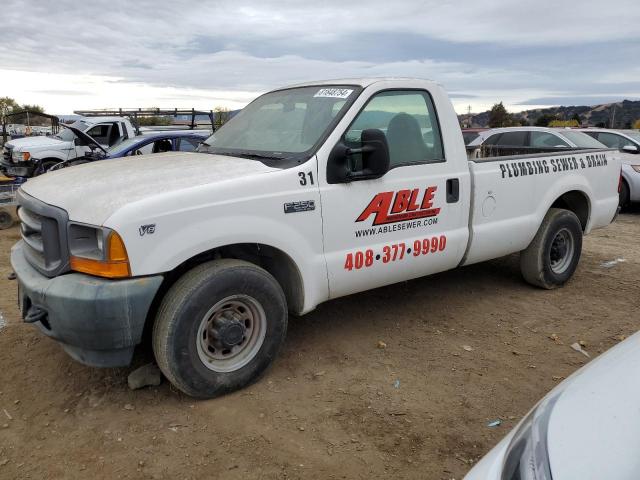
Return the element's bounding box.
[496,131,527,146]
[152,139,173,153]
[177,138,200,152]
[344,90,444,168]
[530,132,570,148]
[85,124,111,145]
[596,132,633,149]
[483,133,503,146]
[130,142,154,156]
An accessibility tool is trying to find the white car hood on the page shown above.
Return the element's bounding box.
[7,135,69,151]
[547,332,640,479]
[20,152,279,225]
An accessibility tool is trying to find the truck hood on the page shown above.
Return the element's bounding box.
[7,135,70,152]
[20,152,279,224]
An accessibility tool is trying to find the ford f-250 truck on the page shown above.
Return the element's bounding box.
[10,78,621,398]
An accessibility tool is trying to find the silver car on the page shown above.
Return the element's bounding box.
[465,331,640,480]
[579,129,640,207]
[466,126,607,159]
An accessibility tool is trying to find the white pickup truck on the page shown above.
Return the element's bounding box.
[2,116,136,176]
[11,78,621,398]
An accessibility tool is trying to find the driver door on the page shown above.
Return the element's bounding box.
[319,89,470,299]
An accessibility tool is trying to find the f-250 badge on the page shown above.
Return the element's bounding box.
[139,224,156,236]
[356,187,440,226]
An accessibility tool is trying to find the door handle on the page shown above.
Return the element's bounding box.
[446,178,459,203]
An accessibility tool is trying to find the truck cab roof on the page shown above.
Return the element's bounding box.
[282,77,439,89]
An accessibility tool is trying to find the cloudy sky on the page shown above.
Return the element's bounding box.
[2,0,639,115]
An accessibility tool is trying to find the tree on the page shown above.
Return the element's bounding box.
[488,102,514,128]
[0,97,20,144]
[571,113,581,125]
[534,114,557,127]
[19,103,44,114]
[548,119,579,128]
[633,119,640,129]
[136,115,172,126]
[214,107,231,129]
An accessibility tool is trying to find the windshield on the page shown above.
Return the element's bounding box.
[201,85,361,162]
[56,120,90,141]
[561,130,606,149]
[107,136,142,155]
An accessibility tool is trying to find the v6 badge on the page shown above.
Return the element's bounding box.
[139,224,156,236]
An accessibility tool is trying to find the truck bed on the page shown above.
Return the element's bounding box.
[463,148,620,266]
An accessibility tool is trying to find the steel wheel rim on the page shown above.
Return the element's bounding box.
[549,228,574,274]
[196,295,267,373]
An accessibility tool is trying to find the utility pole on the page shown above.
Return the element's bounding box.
[610,104,616,129]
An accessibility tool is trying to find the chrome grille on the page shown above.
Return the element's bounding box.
[17,190,69,277]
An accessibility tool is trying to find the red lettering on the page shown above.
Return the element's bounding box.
[421,186,437,209]
[391,189,411,214]
[356,192,394,223]
[407,189,421,211]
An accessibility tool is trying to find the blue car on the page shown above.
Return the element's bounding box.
[49,127,209,171]
[75,128,208,160]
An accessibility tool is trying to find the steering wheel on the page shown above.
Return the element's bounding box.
[135,150,143,156]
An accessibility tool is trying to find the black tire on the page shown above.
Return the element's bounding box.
[0,210,14,230]
[153,259,287,398]
[35,159,59,176]
[619,180,630,209]
[520,208,583,289]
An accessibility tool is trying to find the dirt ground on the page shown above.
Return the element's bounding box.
[0,209,638,480]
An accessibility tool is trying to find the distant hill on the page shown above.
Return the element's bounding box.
[460,99,640,129]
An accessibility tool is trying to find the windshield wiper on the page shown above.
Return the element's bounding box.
[235,152,285,161]
[208,150,286,161]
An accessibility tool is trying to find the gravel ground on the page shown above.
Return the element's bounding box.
[0,209,638,479]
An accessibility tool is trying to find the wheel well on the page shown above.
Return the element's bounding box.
[152,243,304,316]
[550,190,590,230]
[40,157,61,165]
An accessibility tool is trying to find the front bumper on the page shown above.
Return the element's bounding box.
[11,241,163,367]
[0,159,34,177]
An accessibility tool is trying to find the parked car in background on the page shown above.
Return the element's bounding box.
[579,129,640,207]
[461,127,488,145]
[1,117,137,176]
[467,126,607,159]
[52,127,208,170]
[465,331,640,480]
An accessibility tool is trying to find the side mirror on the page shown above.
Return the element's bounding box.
[327,128,390,184]
[622,145,639,154]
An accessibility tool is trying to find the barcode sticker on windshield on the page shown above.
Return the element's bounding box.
[314,88,353,99]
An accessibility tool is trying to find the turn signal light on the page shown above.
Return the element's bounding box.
[22,152,31,161]
[70,232,131,278]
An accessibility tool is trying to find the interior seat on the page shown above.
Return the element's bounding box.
[386,113,428,165]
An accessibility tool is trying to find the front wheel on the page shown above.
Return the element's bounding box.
[152,259,288,398]
[520,208,583,289]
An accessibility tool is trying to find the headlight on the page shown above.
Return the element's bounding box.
[631,165,640,173]
[68,223,130,278]
[12,151,30,162]
[500,394,560,480]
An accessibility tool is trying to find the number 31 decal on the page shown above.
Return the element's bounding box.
[299,171,315,186]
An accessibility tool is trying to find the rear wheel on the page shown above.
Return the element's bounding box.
[619,180,630,209]
[520,208,583,289]
[153,259,287,398]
